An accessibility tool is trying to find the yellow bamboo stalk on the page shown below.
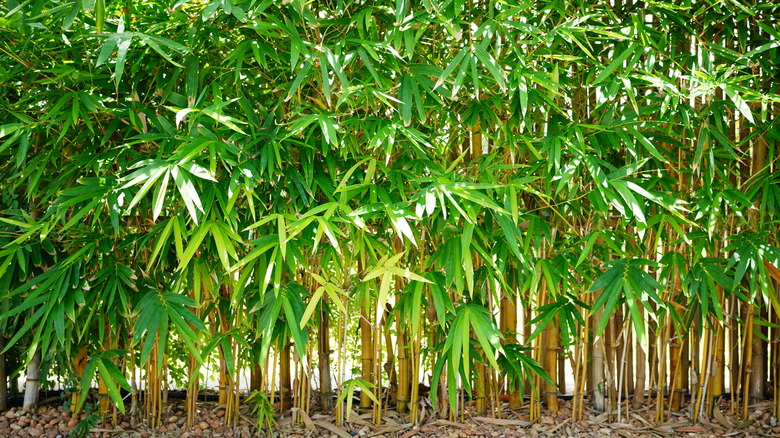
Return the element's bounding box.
[359,306,373,409]
[280,343,292,411]
[742,305,754,420]
[70,346,88,415]
[409,305,423,424]
[654,320,666,423]
[692,328,710,422]
[707,321,725,418]
[372,313,383,424]
[572,298,588,421]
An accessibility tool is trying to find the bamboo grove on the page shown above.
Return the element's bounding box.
[1,0,779,430]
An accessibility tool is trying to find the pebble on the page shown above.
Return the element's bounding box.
[0,397,774,438]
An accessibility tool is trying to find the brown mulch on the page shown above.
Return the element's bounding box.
[0,399,778,438]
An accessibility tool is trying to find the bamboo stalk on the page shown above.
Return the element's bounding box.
[742,305,754,420]
[617,321,629,422]
[319,305,334,411]
[359,306,373,410]
[71,345,88,414]
[335,296,348,426]
[280,342,292,411]
[592,309,606,413]
[654,318,666,423]
[730,295,741,417]
[692,327,711,422]
[572,297,588,421]
[500,292,521,409]
[544,316,560,412]
[185,352,199,428]
[707,319,725,418]
[372,312,382,424]
[750,305,766,403]
[408,305,422,424]
[632,305,646,410]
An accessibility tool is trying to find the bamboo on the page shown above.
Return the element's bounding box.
[22,350,41,413]
[654,318,666,423]
[251,361,263,392]
[544,316,560,412]
[145,337,163,429]
[359,306,373,409]
[617,322,629,422]
[395,279,411,413]
[773,299,780,420]
[475,361,487,414]
[372,313,382,424]
[742,305,754,420]
[71,345,89,414]
[692,327,711,422]
[318,306,334,411]
[335,297,348,426]
[750,306,766,403]
[537,277,559,412]
[185,351,199,428]
[730,296,741,417]
[632,306,646,410]
[773,306,779,420]
[0,336,6,412]
[668,272,684,412]
[523,307,533,397]
[606,310,617,416]
[592,310,606,413]
[408,305,422,423]
[572,297,588,421]
[529,334,541,421]
[269,349,277,414]
[280,342,292,411]
[707,316,725,417]
[500,292,521,409]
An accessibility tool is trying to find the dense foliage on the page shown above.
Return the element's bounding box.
[1,0,779,427]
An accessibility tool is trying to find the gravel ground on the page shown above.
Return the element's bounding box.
[1,398,778,437]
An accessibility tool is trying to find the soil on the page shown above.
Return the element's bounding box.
[0,398,778,437]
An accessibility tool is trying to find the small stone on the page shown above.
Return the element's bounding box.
[28,426,44,437]
[10,423,22,430]
[540,416,555,425]
[67,417,79,427]
[168,416,179,423]
[199,421,209,430]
